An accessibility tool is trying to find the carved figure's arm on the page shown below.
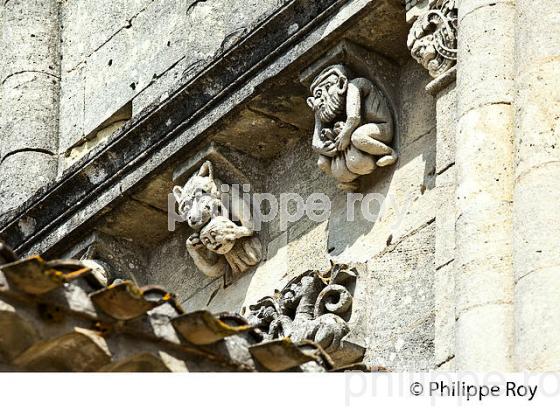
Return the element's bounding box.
[225,190,255,238]
[336,81,363,150]
[311,111,337,157]
[187,233,229,277]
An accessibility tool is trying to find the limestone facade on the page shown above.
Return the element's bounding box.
[0,0,559,372]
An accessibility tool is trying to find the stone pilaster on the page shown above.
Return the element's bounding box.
[0,0,60,214]
[454,0,516,371]
[514,0,560,371]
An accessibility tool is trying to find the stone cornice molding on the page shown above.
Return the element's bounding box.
[0,0,352,256]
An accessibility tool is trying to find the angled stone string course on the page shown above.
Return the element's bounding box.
[407,0,457,78]
[246,263,364,365]
[172,161,262,281]
[306,64,398,191]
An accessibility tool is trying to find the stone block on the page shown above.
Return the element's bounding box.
[59,63,86,154]
[516,266,560,371]
[513,163,560,281]
[362,224,435,371]
[399,60,436,146]
[82,0,282,141]
[435,166,455,269]
[455,304,514,371]
[60,0,155,73]
[515,0,560,68]
[435,83,456,174]
[435,261,455,366]
[514,59,560,178]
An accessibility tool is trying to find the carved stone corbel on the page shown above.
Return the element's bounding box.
[246,263,365,367]
[406,0,457,89]
[172,149,263,284]
[300,41,399,192]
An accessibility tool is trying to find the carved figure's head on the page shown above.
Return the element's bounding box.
[408,24,438,72]
[199,215,236,254]
[247,297,279,328]
[407,2,457,78]
[173,161,222,231]
[307,65,350,124]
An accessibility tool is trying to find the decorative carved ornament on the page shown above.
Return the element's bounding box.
[306,64,398,191]
[246,263,363,363]
[407,0,457,78]
[172,161,262,281]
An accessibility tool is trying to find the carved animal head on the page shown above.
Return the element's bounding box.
[247,297,279,328]
[407,1,457,77]
[173,161,223,231]
[307,64,350,124]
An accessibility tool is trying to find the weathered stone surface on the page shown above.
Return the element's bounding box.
[435,260,454,367]
[362,224,435,371]
[1,72,59,156]
[399,61,436,145]
[435,83,456,174]
[516,267,560,371]
[455,304,514,371]
[1,0,60,81]
[211,107,301,159]
[513,0,560,371]
[81,0,283,139]
[58,63,86,154]
[435,166,455,269]
[456,2,515,116]
[0,152,58,215]
[60,0,156,73]
[97,199,170,247]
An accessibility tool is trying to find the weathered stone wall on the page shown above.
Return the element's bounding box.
[0,0,61,215]
[145,60,437,371]
[58,0,287,165]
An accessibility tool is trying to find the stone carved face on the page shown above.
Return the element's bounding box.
[307,65,349,124]
[407,1,457,78]
[199,215,236,254]
[409,31,438,72]
[173,161,222,231]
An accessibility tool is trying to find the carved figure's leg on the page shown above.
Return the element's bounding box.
[351,124,398,167]
[317,155,332,175]
[345,144,376,175]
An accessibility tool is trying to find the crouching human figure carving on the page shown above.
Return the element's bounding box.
[247,264,361,362]
[173,161,262,282]
[307,64,397,191]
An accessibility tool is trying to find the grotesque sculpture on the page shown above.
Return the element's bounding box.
[247,264,358,357]
[307,64,397,191]
[407,0,457,78]
[173,161,262,281]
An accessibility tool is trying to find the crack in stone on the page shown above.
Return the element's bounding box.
[436,354,455,368]
[0,148,56,166]
[65,0,156,74]
[187,0,209,14]
[1,70,61,86]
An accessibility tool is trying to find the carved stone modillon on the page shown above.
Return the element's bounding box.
[306,64,397,191]
[247,264,365,365]
[173,161,262,282]
[407,0,457,78]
